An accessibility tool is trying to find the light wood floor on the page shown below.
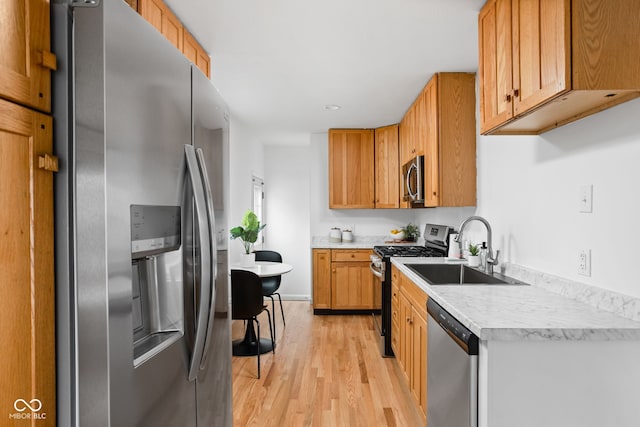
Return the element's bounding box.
[231,301,423,426]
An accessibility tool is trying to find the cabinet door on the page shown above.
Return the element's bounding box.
[398,291,412,383]
[399,112,412,165]
[374,124,400,208]
[390,282,400,355]
[478,0,514,133]
[512,0,570,115]
[0,0,55,113]
[0,99,55,421]
[411,307,427,416]
[331,262,375,309]
[328,129,375,208]
[183,28,210,78]
[140,0,184,51]
[423,76,440,207]
[312,249,332,309]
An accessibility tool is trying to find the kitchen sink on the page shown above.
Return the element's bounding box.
[405,263,526,286]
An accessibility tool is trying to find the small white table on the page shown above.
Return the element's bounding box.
[230,261,293,356]
[230,261,293,278]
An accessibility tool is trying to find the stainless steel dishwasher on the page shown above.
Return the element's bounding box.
[427,299,479,427]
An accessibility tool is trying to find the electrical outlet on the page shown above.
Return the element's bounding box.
[579,184,593,213]
[578,249,591,276]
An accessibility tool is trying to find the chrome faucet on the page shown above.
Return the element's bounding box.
[455,215,500,274]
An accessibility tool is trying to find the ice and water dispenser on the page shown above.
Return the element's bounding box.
[130,205,184,366]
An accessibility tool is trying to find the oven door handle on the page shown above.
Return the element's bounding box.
[370,262,384,278]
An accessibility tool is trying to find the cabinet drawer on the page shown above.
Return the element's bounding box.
[401,278,428,319]
[331,249,372,262]
[391,318,399,354]
[391,283,399,309]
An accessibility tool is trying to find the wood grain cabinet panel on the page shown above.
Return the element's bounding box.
[393,267,428,421]
[0,0,55,113]
[479,0,640,135]
[328,129,375,209]
[0,98,55,424]
[398,73,476,208]
[313,249,376,311]
[431,73,477,207]
[374,124,400,208]
[183,29,211,78]
[140,0,183,52]
[312,249,332,309]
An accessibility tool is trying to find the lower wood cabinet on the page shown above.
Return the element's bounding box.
[312,248,378,311]
[391,264,427,420]
[0,98,56,423]
[312,249,331,309]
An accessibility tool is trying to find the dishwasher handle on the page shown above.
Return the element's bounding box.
[427,299,478,355]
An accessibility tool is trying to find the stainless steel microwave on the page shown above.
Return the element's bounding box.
[402,155,425,206]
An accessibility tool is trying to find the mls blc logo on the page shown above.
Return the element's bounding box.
[9,398,47,420]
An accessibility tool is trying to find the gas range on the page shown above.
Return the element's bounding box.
[373,245,444,258]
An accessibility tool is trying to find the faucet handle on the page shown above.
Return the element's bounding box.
[488,249,500,266]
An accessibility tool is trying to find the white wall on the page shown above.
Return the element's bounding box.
[476,98,640,298]
[263,144,311,300]
[228,117,264,265]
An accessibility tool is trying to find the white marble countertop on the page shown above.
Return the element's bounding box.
[312,235,422,249]
[391,257,640,341]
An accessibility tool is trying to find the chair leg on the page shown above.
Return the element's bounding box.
[274,292,285,326]
[266,295,277,342]
[254,318,260,379]
[264,308,275,354]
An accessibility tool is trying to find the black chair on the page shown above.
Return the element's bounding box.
[254,250,286,340]
[231,269,274,378]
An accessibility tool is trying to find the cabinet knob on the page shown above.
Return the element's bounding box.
[504,93,512,103]
[513,88,520,98]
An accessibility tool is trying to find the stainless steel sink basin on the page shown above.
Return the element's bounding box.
[405,263,526,286]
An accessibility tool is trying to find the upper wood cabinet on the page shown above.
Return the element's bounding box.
[399,94,423,166]
[400,72,477,208]
[328,129,375,209]
[427,73,477,207]
[0,0,56,113]
[139,0,211,77]
[140,0,184,52]
[183,29,211,78]
[479,0,640,135]
[374,124,400,208]
[0,98,56,423]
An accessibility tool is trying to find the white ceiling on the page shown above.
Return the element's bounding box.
[165,0,486,144]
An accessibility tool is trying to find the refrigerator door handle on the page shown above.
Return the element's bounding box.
[185,145,212,382]
[195,147,217,370]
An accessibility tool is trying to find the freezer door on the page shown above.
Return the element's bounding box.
[71,1,196,426]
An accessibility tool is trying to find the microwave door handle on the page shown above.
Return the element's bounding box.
[184,145,212,382]
[406,163,417,199]
[195,147,217,370]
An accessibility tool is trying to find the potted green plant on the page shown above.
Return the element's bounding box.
[467,243,481,267]
[402,223,421,242]
[230,209,266,266]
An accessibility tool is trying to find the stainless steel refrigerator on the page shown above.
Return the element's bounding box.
[52,1,232,425]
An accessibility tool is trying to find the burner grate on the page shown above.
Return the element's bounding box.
[374,245,444,258]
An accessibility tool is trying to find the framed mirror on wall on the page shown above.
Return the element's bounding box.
[252,175,264,247]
